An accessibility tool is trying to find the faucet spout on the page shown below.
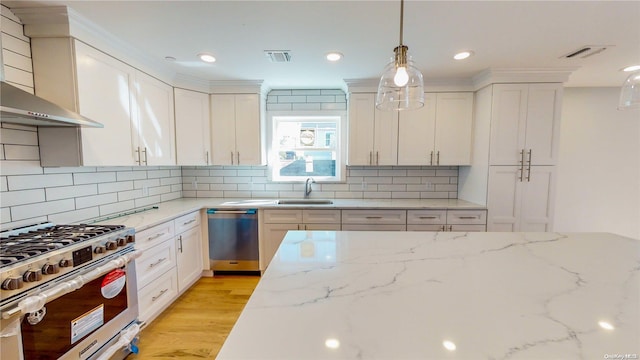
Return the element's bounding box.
[304,177,315,198]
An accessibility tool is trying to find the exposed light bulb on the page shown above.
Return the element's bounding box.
[394,66,409,86]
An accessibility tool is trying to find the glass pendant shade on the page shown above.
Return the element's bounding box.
[618,70,640,110]
[376,47,425,111]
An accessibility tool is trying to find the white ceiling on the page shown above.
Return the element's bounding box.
[4,0,640,89]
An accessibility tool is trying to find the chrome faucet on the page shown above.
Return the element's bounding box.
[304,177,315,198]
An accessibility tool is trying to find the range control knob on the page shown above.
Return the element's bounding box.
[23,270,42,283]
[1,277,23,290]
[94,246,106,254]
[117,237,127,247]
[126,235,135,244]
[105,241,118,250]
[42,263,60,275]
[59,259,72,268]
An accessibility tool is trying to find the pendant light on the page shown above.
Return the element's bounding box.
[618,70,640,110]
[376,0,425,111]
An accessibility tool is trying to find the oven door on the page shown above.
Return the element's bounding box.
[15,254,138,360]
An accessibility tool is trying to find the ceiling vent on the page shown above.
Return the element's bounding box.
[264,50,292,63]
[560,45,613,59]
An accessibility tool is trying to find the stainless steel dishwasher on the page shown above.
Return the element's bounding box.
[207,208,259,272]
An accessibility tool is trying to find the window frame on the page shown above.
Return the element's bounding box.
[267,111,347,183]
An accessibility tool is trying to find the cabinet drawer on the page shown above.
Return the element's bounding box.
[138,268,178,325]
[407,210,447,225]
[304,223,341,231]
[303,209,341,224]
[407,224,446,231]
[341,210,406,225]
[136,239,177,289]
[446,210,487,225]
[174,211,200,234]
[450,224,486,232]
[263,210,303,224]
[136,221,175,250]
[342,224,407,231]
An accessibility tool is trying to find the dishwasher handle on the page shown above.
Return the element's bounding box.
[207,209,257,215]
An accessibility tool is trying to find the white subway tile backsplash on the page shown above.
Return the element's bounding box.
[160,177,181,186]
[392,177,422,184]
[291,89,321,96]
[320,102,347,110]
[44,166,98,174]
[0,161,43,175]
[265,183,293,191]
[49,207,100,224]
[161,192,181,202]
[420,192,449,199]
[392,192,421,199]
[436,169,458,177]
[1,208,11,224]
[269,90,292,96]
[74,172,117,185]
[435,184,458,192]
[135,195,160,208]
[133,179,160,189]
[116,171,147,181]
[8,174,73,190]
[12,199,75,221]
[349,169,378,177]
[378,184,407,192]
[209,183,238,191]
[277,95,307,103]
[223,176,251,184]
[363,176,392,184]
[210,169,237,176]
[118,189,144,202]
[147,170,171,178]
[1,189,45,206]
[47,184,97,201]
[267,103,292,111]
[98,181,134,194]
[364,191,391,199]
[195,190,223,197]
[149,186,171,196]
[223,191,252,198]
[0,177,7,192]
[100,200,135,216]
[379,169,407,177]
[75,193,118,209]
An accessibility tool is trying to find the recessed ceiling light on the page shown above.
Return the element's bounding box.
[164,56,176,62]
[442,340,457,351]
[198,53,216,63]
[598,321,615,330]
[326,52,343,62]
[453,51,474,60]
[622,65,640,72]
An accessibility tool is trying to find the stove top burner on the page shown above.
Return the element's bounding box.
[0,224,126,268]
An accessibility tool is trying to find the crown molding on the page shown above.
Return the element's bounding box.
[472,67,579,90]
[208,80,265,94]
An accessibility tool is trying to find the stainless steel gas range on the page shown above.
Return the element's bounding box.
[0,223,142,360]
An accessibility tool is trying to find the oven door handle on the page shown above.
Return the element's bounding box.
[1,250,143,320]
[95,322,141,360]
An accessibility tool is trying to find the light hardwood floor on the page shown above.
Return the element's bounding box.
[128,275,260,359]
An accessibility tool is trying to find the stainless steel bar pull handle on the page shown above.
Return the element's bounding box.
[142,147,148,165]
[526,149,532,182]
[147,232,165,242]
[436,151,440,165]
[206,151,209,165]
[369,151,373,165]
[376,151,379,165]
[152,288,169,302]
[430,151,434,165]
[519,150,525,182]
[149,257,167,268]
[178,235,183,253]
[230,151,234,164]
[237,152,240,165]
[419,216,438,219]
[135,147,141,165]
[365,216,383,219]
[459,216,478,219]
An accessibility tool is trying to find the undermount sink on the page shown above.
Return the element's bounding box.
[277,199,334,205]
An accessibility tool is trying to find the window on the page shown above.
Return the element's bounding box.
[269,115,345,182]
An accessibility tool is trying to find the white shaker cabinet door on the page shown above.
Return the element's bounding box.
[434,92,474,165]
[74,41,137,166]
[487,166,522,231]
[176,226,203,292]
[133,71,176,166]
[373,107,398,165]
[397,93,436,165]
[234,94,262,165]
[520,166,556,231]
[211,94,237,165]
[524,84,562,166]
[347,93,376,165]
[489,84,528,166]
[175,88,211,165]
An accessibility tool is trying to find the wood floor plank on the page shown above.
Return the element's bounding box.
[128,275,259,359]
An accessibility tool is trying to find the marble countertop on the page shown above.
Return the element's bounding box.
[94,198,485,231]
[217,231,639,359]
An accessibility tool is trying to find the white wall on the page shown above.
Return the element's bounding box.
[554,87,640,239]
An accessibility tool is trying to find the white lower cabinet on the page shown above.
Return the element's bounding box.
[341,210,407,231]
[407,209,487,232]
[487,166,556,231]
[174,211,203,292]
[135,211,203,326]
[261,209,341,269]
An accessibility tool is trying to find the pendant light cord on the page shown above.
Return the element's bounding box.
[399,0,404,46]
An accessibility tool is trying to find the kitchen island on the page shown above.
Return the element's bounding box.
[217,231,639,359]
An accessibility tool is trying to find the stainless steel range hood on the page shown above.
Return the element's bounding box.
[0,81,103,128]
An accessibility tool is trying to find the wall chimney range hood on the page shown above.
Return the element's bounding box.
[0,82,103,128]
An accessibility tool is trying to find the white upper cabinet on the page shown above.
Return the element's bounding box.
[210,94,262,165]
[347,93,398,166]
[133,70,176,166]
[34,38,176,166]
[489,83,562,166]
[397,93,473,166]
[174,88,211,165]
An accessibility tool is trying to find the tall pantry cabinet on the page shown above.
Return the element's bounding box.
[461,83,562,231]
